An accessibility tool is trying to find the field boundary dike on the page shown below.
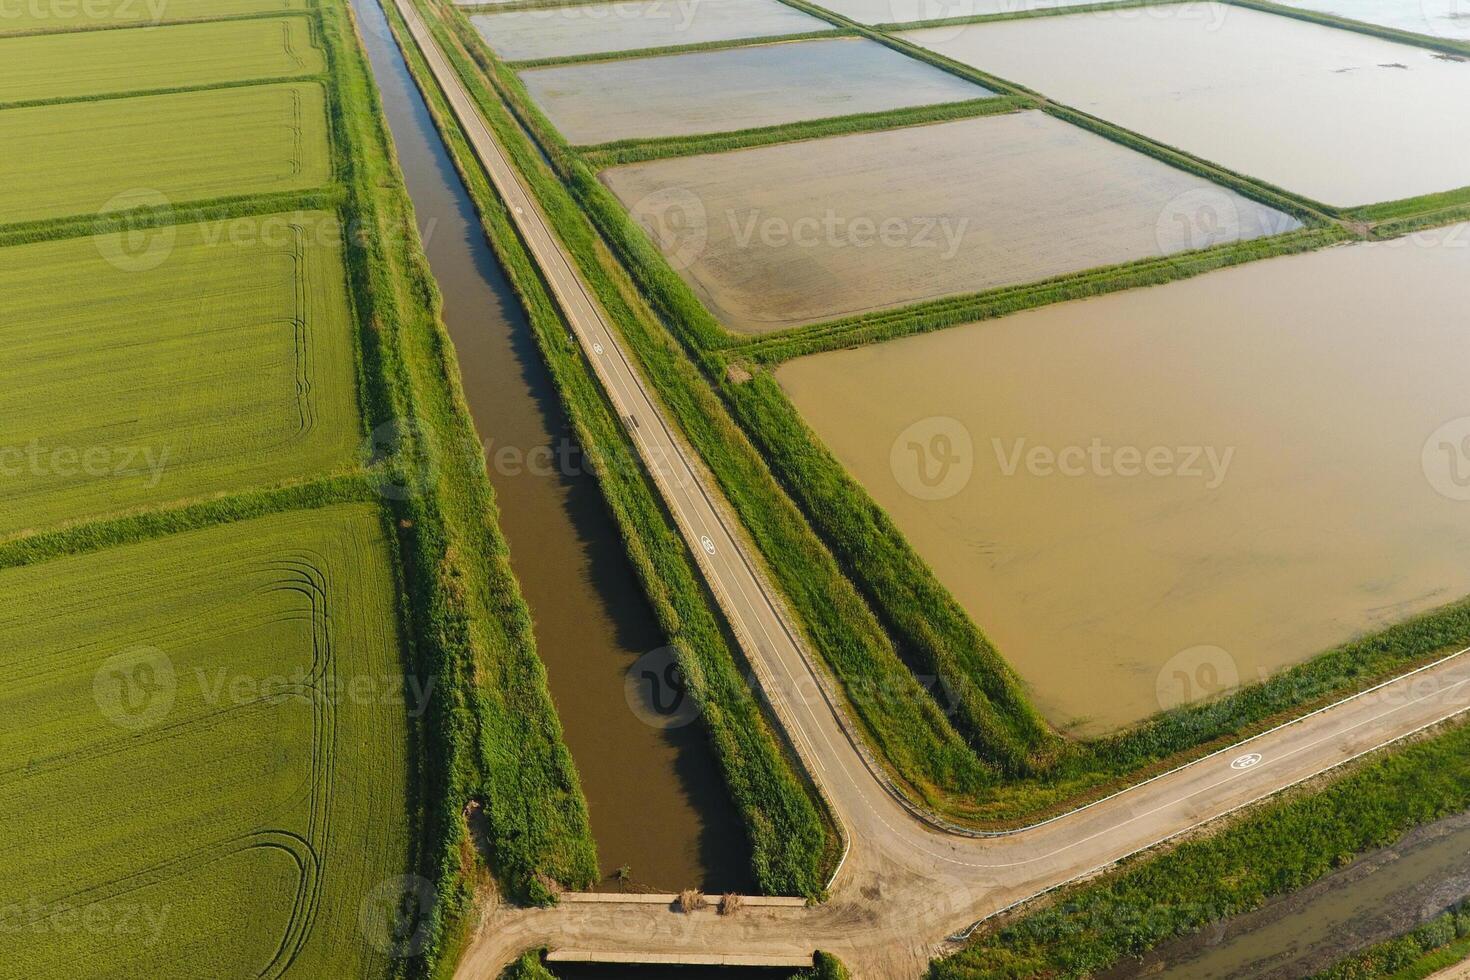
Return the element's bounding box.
[434,0,1470,834]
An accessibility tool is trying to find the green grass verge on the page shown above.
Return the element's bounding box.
[578,95,1028,168]
[929,717,1470,978]
[0,14,325,104]
[0,81,334,227]
[1311,900,1470,980]
[0,504,414,977]
[384,0,833,895]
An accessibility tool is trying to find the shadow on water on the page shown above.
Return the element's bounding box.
[349,0,751,892]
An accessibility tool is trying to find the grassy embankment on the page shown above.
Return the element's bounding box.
[1,0,605,972]
[930,718,1470,978]
[434,0,1470,827]
[383,0,833,896]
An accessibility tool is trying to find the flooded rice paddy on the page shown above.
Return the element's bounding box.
[776,225,1470,734]
[601,110,1296,333]
[901,3,1470,207]
[519,36,988,145]
[1278,0,1470,42]
[804,0,1112,25]
[469,0,831,62]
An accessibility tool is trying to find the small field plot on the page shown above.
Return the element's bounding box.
[0,505,412,977]
[801,0,1110,26]
[0,0,305,34]
[776,224,1470,734]
[0,212,362,536]
[1276,0,1470,42]
[0,82,332,228]
[901,4,1470,207]
[469,0,831,62]
[521,37,988,144]
[602,110,1295,333]
[0,16,325,106]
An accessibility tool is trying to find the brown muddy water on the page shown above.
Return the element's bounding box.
[776,225,1470,734]
[901,3,1470,207]
[468,0,830,62]
[519,36,988,145]
[602,110,1296,333]
[351,0,750,891]
[1106,810,1470,978]
[1278,0,1470,43]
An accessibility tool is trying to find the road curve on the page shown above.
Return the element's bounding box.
[376,2,1470,975]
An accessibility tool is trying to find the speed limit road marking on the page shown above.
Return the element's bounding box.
[1231,752,1262,770]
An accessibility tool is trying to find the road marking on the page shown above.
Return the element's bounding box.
[700,536,717,556]
[1231,752,1263,770]
[592,342,604,355]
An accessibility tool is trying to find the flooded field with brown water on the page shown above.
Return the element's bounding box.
[602,110,1296,333]
[901,3,1470,206]
[777,226,1470,734]
[520,36,987,145]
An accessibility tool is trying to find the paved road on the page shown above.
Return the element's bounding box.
[378,2,1470,975]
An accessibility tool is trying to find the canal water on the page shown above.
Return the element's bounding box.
[348,0,750,892]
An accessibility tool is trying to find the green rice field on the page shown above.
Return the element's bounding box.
[0,0,306,34]
[0,212,362,536]
[0,15,325,105]
[0,81,332,228]
[0,505,413,978]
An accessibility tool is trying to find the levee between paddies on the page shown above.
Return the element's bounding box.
[469,0,832,62]
[0,0,306,34]
[0,81,331,228]
[0,505,412,978]
[521,37,989,145]
[0,212,362,537]
[776,224,1470,735]
[0,15,325,106]
[901,3,1470,208]
[1278,0,1470,42]
[601,110,1297,333]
